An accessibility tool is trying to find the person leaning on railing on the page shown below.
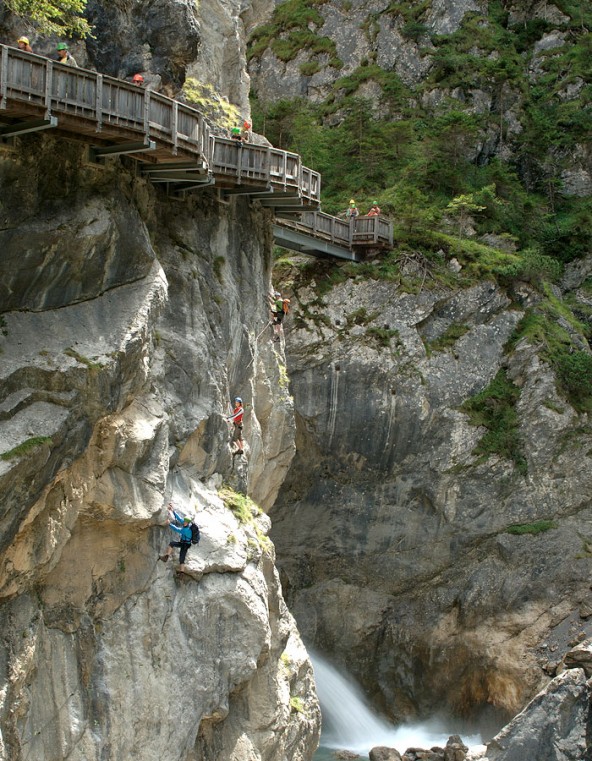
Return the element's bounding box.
[17,36,33,53]
[56,42,78,67]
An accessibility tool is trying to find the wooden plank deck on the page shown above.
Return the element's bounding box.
[0,44,392,257]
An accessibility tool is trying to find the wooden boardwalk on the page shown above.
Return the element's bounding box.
[0,44,392,258]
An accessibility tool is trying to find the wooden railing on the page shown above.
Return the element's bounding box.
[276,210,393,250]
[0,44,395,255]
[0,44,320,206]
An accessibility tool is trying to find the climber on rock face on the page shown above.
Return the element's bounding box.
[159,504,198,572]
[227,397,244,455]
[269,290,290,342]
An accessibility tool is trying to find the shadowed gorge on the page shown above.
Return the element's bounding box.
[0,0,591,759]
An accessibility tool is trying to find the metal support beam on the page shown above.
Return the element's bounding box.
[0,115,58,138]
[90,139,156,160]
[175,176,216,193]
[273,224,360,262]
[221,184,271,197]
[259,196,305,208]
[149,170,210,183]
[142,162,207,174]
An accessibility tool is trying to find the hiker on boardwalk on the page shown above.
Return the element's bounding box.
[17,36,33,53]
[231,126,244,143]
[56,42,77,67]
[241,120,251,143]
[269,290,289,342]
[227,397,244,455]
[159,504,198,570]
[345,199,359,220]
[367,201,381,217]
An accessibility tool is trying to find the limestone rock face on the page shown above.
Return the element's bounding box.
[483,669,589,761]
[270,268,592,730]
[0,136,318,761]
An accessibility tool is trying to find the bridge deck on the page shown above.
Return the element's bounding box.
[0,44,392,259]
[274,211,393,259]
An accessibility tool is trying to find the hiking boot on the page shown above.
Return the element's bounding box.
[159,554,169,562]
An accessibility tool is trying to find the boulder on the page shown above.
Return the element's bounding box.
[486,669,588,760]
[370,747,403,760]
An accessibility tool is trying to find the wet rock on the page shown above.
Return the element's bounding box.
[370,747,403,761]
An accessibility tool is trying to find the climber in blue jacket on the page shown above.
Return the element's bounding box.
[159,504,193,568]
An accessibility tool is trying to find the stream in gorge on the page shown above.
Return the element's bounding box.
[310,651,484,759]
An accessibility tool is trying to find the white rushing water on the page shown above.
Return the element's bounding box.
[310,651,483,757]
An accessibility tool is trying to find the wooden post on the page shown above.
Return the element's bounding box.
[143,87,150,140]
[0,46,8,109]
[44,60,53,120]
[95,73,103,132]
[171,100,178,156]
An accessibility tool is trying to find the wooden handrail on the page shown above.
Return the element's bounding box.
[276,211,392,250]
[0,44,321,205]
[0,44,398,257]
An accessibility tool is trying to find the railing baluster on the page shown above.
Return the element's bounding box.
[95,74,103,131]
[171,100,178,155]
[0,46,7,109]
[143,88,150,141]
[44,60,53,119]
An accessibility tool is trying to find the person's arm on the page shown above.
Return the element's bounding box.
[169,522,182,535]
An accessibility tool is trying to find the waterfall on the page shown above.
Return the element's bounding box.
[310,651,483,756]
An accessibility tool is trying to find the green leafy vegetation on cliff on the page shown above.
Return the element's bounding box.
[250,0,591,266]
[6,0,91,37]
[461,369,526,474]
[505,520,557,535]
[1,436,52,461]
[250,0,592,413]
[509,295,592,413]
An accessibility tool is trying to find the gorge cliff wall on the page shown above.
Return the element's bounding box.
[0,135,319,760]
[269,255,592,735]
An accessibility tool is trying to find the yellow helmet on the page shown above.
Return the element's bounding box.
[350,199,356,205]
[18,36,30,45]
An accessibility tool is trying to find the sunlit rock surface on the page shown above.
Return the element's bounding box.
[0,135,318,761]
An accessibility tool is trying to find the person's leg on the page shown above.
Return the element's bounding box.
[177,542,190,573]
[160,541,180,562]
[232,424,243,453]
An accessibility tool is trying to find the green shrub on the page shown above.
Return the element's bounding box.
[461,369,526,474]
[555,350,592,413]
[505,520,557,535]
[1,436,52,461]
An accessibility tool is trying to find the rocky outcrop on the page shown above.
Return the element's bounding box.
[270,263,592,733]
[465,639,592,760]
[0,132,318,760]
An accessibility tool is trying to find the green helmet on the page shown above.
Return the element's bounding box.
[56,42,68,51]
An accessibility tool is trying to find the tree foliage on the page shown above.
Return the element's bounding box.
[5,0,90,37]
